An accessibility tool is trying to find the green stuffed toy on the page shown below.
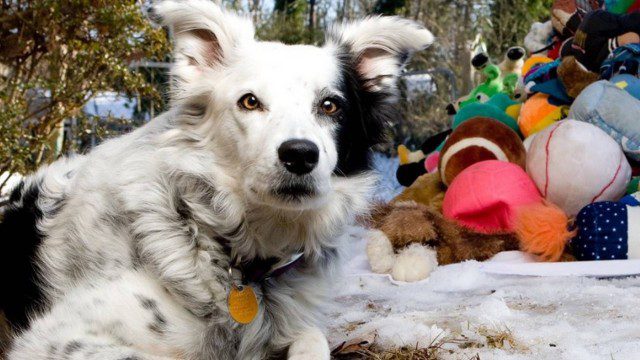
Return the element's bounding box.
[452,93,522,136]
[446,47,526,115]
[457,64,505,108]
[605,0,640,14]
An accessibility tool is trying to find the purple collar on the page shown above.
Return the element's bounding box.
[236,252,305,284]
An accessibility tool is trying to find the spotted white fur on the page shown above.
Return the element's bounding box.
[5,1,432,358]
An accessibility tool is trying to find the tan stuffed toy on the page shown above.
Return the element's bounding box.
[391,171,445,211]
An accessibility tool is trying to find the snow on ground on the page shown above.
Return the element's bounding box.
[329,231,640,360]
[371,153,403,202]
[327,155,640,359]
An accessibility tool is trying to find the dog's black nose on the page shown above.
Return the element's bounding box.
[278,139,319,175]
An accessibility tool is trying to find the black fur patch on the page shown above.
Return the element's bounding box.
[135,295,167,335]
[0,181,46,329]
[333,48,397,175]
[62,340,84,358]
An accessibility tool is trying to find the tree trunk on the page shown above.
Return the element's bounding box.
[458,0,474,95]
[308,0,316,32]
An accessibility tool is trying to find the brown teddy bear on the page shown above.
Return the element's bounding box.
[366,200,519,282]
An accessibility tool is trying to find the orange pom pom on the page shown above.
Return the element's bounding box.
[514,201,575,262]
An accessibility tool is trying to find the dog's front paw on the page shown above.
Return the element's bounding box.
[288,328,330,360]
[391,244,438,282]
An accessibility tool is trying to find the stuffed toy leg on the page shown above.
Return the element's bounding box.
[570,80,640,161]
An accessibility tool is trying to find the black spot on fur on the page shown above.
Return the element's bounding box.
[175,196,191,222]
[0,181,47,329]
[137,294,158,310]
[62,340,83,357]
[333,48,396,176]
[8,181,24,202]
[319,247,339,267]
[46,344,58,358]
[135,295,167,335]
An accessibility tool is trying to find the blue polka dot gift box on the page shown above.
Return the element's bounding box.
[570,201,640,261]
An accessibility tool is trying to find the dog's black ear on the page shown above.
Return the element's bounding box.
[327,17,433,95]
[151,0,254,94]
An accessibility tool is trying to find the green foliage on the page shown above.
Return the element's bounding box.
[373,0,406,15]
[258,0,318,44]
[0,0,168,190]
[482,0,553,56]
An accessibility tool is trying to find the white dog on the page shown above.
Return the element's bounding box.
[0,1,432,358]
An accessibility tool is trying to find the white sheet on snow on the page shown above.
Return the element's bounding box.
[329,227,640,360]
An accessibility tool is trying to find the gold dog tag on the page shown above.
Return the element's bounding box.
[228,285,258,324]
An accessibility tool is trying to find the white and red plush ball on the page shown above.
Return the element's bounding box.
[439,117,526,186]
[526,120,631,216]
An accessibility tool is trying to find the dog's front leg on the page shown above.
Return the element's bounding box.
[132,201,216,317]
[287,327,330,360]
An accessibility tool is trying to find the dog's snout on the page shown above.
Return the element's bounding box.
[278,139,319,175]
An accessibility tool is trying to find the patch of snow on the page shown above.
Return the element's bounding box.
[84,92,137,119]
[402,73,437,102]
[428,260,490,292]
[355,315,448,349]
[371,152,402,202]
[330,229,640,359]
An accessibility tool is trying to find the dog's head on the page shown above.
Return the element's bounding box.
[152,0,432,211]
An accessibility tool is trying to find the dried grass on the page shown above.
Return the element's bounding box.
[477,326,526,351]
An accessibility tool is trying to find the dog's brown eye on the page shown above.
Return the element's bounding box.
[238,93,261,111]
[319,99,339,116]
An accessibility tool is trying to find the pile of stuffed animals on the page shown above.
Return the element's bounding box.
[368,0,640,282]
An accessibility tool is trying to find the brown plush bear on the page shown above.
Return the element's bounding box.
[557,56,600,98]
[366,201,519,282]
[438,117,526,186]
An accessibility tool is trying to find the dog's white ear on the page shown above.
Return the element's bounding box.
[328,17,433,93]
[150,0,254,70]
